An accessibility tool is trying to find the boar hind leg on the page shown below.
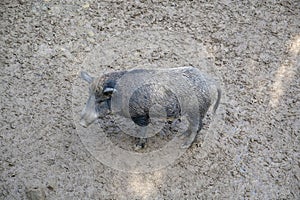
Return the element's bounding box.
[181,119,202,149]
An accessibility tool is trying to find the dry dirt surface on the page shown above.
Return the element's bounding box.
[1,0,299,199]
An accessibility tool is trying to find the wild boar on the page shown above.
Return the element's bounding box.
[80,67,221,148]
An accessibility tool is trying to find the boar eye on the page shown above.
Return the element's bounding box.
[95,95,104,103]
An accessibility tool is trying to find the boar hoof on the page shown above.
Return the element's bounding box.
[181,141,193,149]
[134,138,147,150]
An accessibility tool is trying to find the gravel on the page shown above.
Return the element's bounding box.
[1,0,299,199]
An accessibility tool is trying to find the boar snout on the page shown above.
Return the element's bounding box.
[80,112,98,127]
[80,95,98,127]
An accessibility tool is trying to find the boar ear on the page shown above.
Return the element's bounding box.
[103,87,116,95]
[80,71,93,83]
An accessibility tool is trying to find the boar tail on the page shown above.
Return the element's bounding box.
[212,88,221,114]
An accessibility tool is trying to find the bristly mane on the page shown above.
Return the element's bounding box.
[90,71,128,94]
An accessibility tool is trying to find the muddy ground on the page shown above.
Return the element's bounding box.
[1,0,299,199]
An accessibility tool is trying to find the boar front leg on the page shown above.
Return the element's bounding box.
[134,127,148,150]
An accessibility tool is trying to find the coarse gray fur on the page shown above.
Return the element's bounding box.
[80,67,221,148]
